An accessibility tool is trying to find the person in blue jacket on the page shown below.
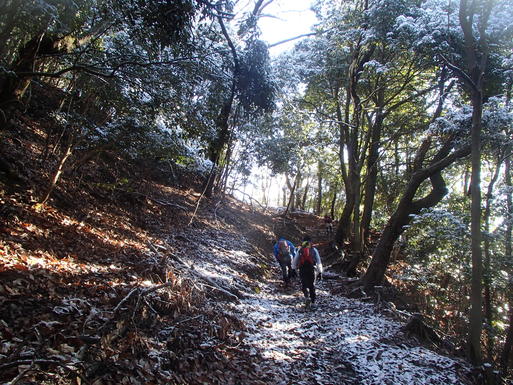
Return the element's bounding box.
[273,237,296,287]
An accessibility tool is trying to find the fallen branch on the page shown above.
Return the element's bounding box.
[188,162,216,226]
[149,198,189,211]
[9,360,35,385]
[116,189,190,211]
[151,241,240,303]
[0,359,89,385]
[112,287,139,315]
[200,282,241,302]
[97,280,176,335]
[230,188,266,211]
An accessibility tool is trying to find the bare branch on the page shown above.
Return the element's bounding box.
[268,32,318,48]
[439,53,478,92]
[15,55,213,79]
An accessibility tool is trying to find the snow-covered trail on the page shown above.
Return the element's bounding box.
[231,274,471,385]
[176,212,471,385]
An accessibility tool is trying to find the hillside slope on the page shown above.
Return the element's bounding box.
[1,110,474,385]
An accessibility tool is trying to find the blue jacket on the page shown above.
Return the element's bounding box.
[273,238,296,259]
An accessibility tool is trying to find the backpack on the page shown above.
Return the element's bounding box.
[299,247,314,266]
[278,240,290,257]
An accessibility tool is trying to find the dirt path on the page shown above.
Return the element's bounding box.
[181,202,473,385]
[229,271,472,385]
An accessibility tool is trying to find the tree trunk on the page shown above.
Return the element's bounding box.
[335,86,351,246]
[361,110,384,243]
[301,180,309,211]
[359,143,471,289]
[284,173,300,216]
[457,0,492,363]
[330,181,338,219]
[0,33,66,106]
[40,132,75,205]
[285,174,296,210]
[468,91,483,365]
[336,185,354,246]
[335,38,378,252]
[316,161,323,215]
[483,156,501,360]
[204,87,235,197]
[219,136,235,195]
[501,149,513,372]
[205,15,239,198]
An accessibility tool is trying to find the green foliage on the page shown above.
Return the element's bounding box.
[107,0,210,52]
[236,40,275,113]
[405,206,471,266]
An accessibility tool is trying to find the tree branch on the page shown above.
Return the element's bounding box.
[217,16,239,71]
[268,32,318,48]
[15,56,212,79]
[439,54,478,92]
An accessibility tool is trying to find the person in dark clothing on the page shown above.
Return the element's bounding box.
[323,215,333,236]
[273,237,296,286]
[292,236,323,308]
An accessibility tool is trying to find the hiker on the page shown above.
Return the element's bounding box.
[323,214,333,236]
[292,236,323,308]
[273,237,296,286]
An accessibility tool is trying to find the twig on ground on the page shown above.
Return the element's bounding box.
[8,360,35,385]
[0,359,89,385]
[230,188,266,211]
[150,198,189,210]
[151,241,240,303]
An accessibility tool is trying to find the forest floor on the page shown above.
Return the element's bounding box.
[0,108,476,384]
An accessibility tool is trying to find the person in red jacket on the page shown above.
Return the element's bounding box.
[292,236,323,308]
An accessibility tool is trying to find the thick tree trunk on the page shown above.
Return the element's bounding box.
[337,130,359,248]
[0,33,65,106]
[359,143,471,289]
[204,88,234,197]
[284,173,300,216]
[468,90,483,365]
[336,185,354,246]
[361,111,384,243]
[351,174,362,253]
